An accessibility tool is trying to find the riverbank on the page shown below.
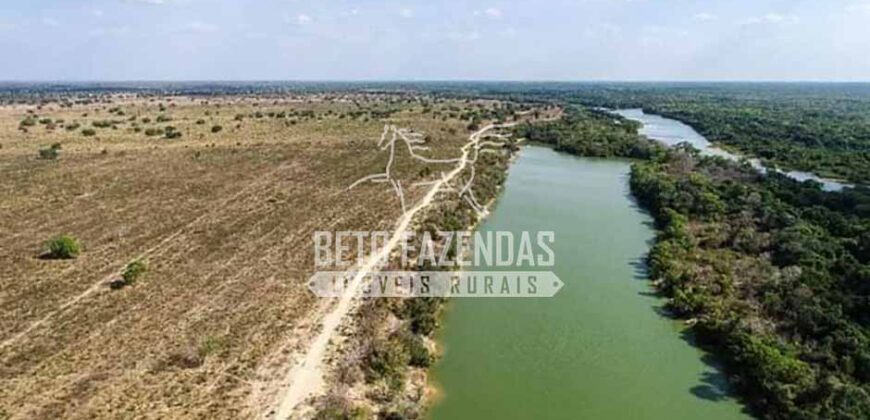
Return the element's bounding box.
[419,100,870,419]
[629,147,870,418]
[309,101,861,418]
[618,107,870,417]
[303,122,521,419]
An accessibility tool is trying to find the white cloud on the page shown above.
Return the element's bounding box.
[125,0,167,4]
[638,25,689,47]
[295,14,312,25]
[89,26,131,37]
[693,12,716,21]
[339,8,360,18]
[600,23,621,34]
[446,31,481,42]
[583,22,621,39]
[485,8,502,18]
[91,9,105,17]
[400,8,413,18]
[188,21,219,33]
[42,18,60,27]
[846,1,870,13]
[740,13,800,26]
[473,8,503,19]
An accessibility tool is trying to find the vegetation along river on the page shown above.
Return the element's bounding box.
[428,145,750,419]
[613,108,850,192]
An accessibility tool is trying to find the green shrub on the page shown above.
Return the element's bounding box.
[365,336,409,390]
[198,336,227,358]
[313,398,372,420]
[402,332,432,368]
[211,125,223,133]
[81,128,97,137]
[156,114,172,123]
[312,395,372,420]
[19,117,36,127]
[144,127,164,137]
[45,235,80,259]
[38,147,59,160]
[164,127,182,139]
[195,119,205,125]
[38,143,61,160]
[403,297,440,335]
[121,259,147,285]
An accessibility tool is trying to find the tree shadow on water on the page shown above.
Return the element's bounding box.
[628,256,678,320]
[627,252,753,415]
[628,257,648,281]
[683,335,751,415]
[690,370,732,403]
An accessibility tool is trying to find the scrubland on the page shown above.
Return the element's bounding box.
[0,91,550,419]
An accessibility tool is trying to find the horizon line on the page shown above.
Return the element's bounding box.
[2,79,870,85]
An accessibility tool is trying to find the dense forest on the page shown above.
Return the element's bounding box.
[516,106,870,419]
[594,89,870,184]
[632,150,870,418]
[475,83,870,184]
[513,106,659,159]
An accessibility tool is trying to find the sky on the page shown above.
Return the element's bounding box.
[1,0,869,81]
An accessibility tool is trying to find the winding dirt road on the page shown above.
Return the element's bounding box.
[270,122,515,419]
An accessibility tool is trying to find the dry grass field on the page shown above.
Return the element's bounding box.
[0,92,537,419]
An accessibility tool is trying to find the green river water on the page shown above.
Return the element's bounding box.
[428,145,749,419]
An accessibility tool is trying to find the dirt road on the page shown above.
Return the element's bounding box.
[271,122,514,418]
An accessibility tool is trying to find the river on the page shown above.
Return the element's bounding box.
[428,145,749,419]
[613,108,850,192]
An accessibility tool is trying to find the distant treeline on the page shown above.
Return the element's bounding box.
[11,81,870,185]
[471,83,870,184]
[513,106,661,159]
